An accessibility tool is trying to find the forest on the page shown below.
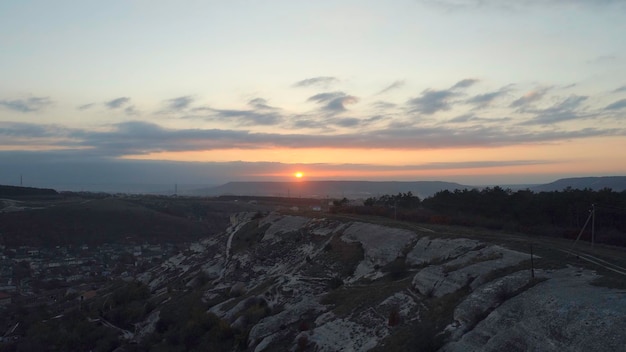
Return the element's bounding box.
[334,187,626,247]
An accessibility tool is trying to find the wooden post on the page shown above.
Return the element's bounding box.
[530,243,535,279]
[591,204,595,250]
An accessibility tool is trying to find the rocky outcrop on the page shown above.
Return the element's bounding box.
[442,267,626,352]
[260,214,310,242]
[412,245,531,297]
[121,212,626,352]
[341,222,417,280]
[406,237,482,266]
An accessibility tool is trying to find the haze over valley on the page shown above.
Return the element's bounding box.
[1,1,626,351]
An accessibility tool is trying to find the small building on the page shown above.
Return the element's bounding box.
[0,291,11,306]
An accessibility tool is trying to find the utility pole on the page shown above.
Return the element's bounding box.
[591,204,595,250]
[530,243,535,279]
[394,199,397,221]
[568,204,594,256]
[20,174,23,186]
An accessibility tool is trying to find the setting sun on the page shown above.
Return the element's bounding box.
[295,172,304,179]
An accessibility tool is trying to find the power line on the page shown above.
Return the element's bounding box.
[595,204,626,213]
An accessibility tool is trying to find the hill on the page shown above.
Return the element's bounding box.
[5,211,625,351]
[197,180,471,199]
[0,184,58,197]
[532,176,626,192]
[0,195,261,247]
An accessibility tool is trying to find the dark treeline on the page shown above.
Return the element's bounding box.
[364,191,421,209]
[337,187,626,246]
[0,185,58,197]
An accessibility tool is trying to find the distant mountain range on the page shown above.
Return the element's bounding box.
[531,176,626,192]
[3,176,625,199]
[195,180,472,199]
[0,185,58,197]
[193,176,626,199]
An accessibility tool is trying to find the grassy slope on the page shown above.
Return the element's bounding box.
[0,197,217,246]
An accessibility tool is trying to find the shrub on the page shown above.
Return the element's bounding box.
[297,334,309,350]
[388,307,401,327]
[328,276,343,290]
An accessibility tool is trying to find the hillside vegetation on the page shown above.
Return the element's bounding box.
[0,194,260,246]
[339,187,626,246]
[3,211,625,351]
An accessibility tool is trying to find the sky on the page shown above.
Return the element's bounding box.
[1,0,626,190]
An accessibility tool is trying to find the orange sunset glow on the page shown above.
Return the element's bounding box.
[1,1,625,189]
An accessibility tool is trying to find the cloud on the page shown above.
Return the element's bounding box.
[372,101,397,110]
[333,117,362,128]
[409,159,555,170]
[451,78,479,90]
[330,115,385,128]
[586,54,619,64]
[308,91,359,112]
[124,105,139,116]
[289,113,385,131]
[407,89,457,114]
[4,119,623,160]
[0,149,562,188]
[448,113,511,124]
[407,79,478,115]
[192,108,283,126]
[560,83,577,90]
[77,103,95,111]
[419,0,624,11]
[293,76,339,88]
[466,86,511,109]
[0,96,53,113]
[604,98,626,110]
[377,80,405,95]
[165,96,194,111]
[184,97,283,126]
[0,121,72,139]
[105,97,130,109]
[291,118,326,130]
[509,88,550,109]
[612,86,626,93]
[448,114,474,123]
[248,98,278,110]
[520,95,589,125]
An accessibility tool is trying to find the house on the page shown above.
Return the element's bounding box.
[0,291,11,306]
[80,290,97,301]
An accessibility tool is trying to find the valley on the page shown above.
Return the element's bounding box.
[2,192,625,351]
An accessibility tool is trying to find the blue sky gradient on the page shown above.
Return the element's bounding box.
[1,0,625,188]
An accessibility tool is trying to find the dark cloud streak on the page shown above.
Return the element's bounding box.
[604,98,626,110]
[0,96,53,113]
[77,103,95,111]
[105,97,130,109]
[407,79,478,114]
[377,80,405,95]
[613,86,626,93]
[3,120,623,158]
[165,96,194,111]
[510,88,550,109]
[293,76,339,88]
[307,91,359,112]
[519,95,589,125]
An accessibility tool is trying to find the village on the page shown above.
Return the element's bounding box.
[0,241,187,311]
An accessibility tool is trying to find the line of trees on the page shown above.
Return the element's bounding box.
[364,191,421,209]
[342,187,626,246]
